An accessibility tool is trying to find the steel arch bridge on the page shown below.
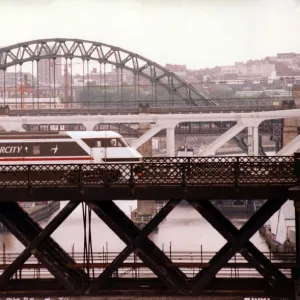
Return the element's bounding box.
[0,38,215,106]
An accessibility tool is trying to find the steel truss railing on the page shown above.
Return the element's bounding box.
[0,195,297,297]
[0,156,297,188]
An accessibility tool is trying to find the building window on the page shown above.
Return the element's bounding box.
[33,145,40,155]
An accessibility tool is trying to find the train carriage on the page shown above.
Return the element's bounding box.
[0,131,143,185]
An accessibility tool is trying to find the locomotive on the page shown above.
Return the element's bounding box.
[0,131,143,185]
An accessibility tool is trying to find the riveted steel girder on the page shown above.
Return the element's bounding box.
[0,201,87,294]
[0,38,214,106]
[86,199,182,293]
[0,278,294,298]
[190,200,289,287]
[87,200,187,292]
[189,197,288,294]
[0,198,295,297]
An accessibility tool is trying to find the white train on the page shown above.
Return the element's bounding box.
[0,131,142,164]
[0,131,143,184]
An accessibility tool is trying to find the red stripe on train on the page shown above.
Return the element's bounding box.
[0,157,93,161]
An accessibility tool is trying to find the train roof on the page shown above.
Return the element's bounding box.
[0,131,122,140]
[67,131,122,139]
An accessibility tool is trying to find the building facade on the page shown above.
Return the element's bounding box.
[37,50,62,85]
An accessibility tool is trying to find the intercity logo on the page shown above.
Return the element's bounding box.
[0,146,23,154]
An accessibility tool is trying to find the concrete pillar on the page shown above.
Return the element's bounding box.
[136,104,155,219]
[253,126,259,156]
[248,126,259,156]
[278,134,300,156]
[283,102,298,148]
[136,200,155,216]
[248,127,254,156]
[199,121,246,156]
[131,125,161,150]
[294,200,300,300]
[166,127,175,157]
[136,103,152,157]
[283,117,298,147]
[137,121,153,157]
[292,84,300,127]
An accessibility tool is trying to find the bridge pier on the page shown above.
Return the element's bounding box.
[277,102,299,155]
[166,127,175,157]
[136,125,152,157]
[132,104,156,230]
[283,108,298,148]
[199,121,246,156]
[247,126,259,156]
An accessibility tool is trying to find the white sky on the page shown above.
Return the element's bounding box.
[0,0,300,69]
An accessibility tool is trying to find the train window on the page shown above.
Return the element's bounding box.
[33,145,40,155]
[83,138,127,148]
[95,141,102,147]
[119,138,128,146]
[109,138,124,147]
[110,139,117,147]
[40,125,48,131]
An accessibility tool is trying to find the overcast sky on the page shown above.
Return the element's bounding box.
[0,0,300,69]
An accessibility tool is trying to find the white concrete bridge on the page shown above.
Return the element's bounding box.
[1,108,300,157]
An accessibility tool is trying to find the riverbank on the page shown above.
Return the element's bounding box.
[180,200,262,217]
[259,225,295,253]
[0,201,60,232]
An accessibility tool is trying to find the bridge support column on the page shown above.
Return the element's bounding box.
[199,121,246,156]
[280,102,298,154]
[133,104,155,230]
[294,200,300,300]
[136,104,153,157]
[247,126,259,156]
[166,127,175,157]
[131,125,161,149]
[277,134,300,155]
[283,117,298,147]
[276,114,300,154]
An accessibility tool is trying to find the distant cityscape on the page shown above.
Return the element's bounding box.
[1,51,300,86]
[1,51,300,108]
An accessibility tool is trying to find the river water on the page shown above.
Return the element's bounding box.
[0,200,269,254]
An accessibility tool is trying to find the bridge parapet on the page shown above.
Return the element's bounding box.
[0,155,297,201]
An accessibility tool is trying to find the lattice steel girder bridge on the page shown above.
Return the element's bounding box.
[1,155,300,298]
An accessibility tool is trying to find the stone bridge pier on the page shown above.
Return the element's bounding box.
[131,104,156,230]
[283,101,298,147]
